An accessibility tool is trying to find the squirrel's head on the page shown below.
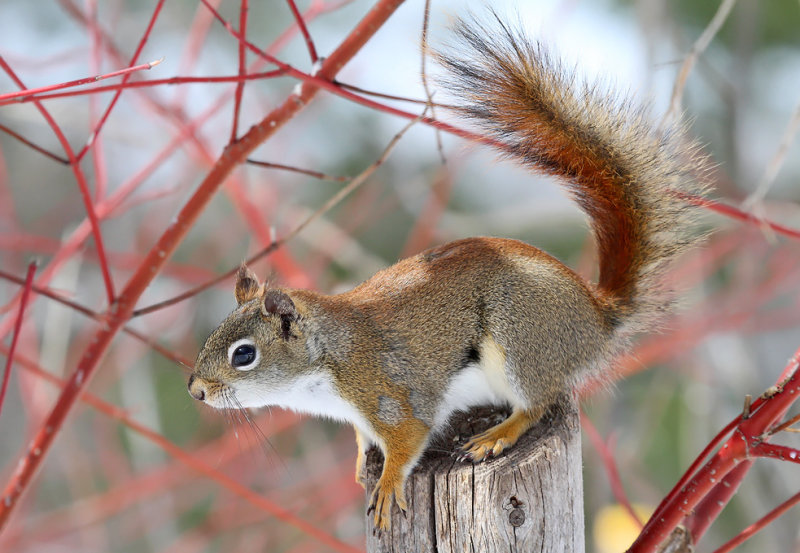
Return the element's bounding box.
[188,265,311,409]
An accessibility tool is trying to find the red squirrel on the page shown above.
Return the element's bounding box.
[187,16,706,531]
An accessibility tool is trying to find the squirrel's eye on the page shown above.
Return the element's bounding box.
[232,345,255,366]
[229,341,258,370]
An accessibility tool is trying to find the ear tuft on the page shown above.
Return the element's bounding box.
[262,289,296,319]
[235,264,261,305]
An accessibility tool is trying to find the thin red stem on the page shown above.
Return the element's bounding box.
[0,267,192,368]
[74,0,166,162]
[752,442,800,464]
[711,488,800,553]
[681,192,800,241]
[580,412,643,527]
[0,122,69,164]
[1,70,288,105]
[286,0,319,63]
[88,0,107,203]
[638,415,741,539]
[0,262,37,418]
[683,460,753,540]
[196,0,484,141]
[0,59,161,103]
[0,57,116,305]
[629,439,742,552]
[230,0,249,143]
[629,347,800,552]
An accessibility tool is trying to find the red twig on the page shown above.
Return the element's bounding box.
[629,346,800,552]
[636,414,745,542]
[286,0,319,63]
[0,0,406,532]
[230,0,249,143]
[87,0,107,203]
[0,57,116,306]
[0,122,69,164]
[0,267,192,368]
[172,0,222,108]
[580,411,643,527]
[0,58,162,104]
[74,0,166,162]
[752,442,800,464]
[0,262,36,418]
[2,70,288,103]
[681,192,800,241]
[683,461,753,539]
[712,488,800,553]
[400,169,453,257]
[196,0,482,141]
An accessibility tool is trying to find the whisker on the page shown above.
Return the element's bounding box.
[228,393,289,476]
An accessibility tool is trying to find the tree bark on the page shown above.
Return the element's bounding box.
[364,396,585,552]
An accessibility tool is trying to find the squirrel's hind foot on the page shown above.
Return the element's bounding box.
[462,407,544,462]
[368,476,407,533]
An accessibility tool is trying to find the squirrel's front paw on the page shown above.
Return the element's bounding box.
[367,477,407,533]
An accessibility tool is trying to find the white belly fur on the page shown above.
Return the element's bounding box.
[433,335,526,428]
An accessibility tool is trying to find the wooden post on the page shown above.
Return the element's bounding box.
[364,396,584,552]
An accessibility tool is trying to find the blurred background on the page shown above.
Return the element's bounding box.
[1,0,799,551]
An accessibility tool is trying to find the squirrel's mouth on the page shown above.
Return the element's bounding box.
[187,374,231,409]
[187,373,269,410]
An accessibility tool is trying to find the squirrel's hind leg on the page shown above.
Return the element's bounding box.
[462,406,545,462]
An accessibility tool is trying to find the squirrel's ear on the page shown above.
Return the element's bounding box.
[262,290,297,340]
[235,264,261,305]
[262,289,296,319]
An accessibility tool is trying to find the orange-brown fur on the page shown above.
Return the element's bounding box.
[188,16,706,531]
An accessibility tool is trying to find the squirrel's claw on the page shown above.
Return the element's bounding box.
[368,474,408,531]
[367,481,394,532]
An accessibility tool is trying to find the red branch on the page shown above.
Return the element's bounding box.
[74,0,166,162]
[286,0,320,63]
[0,69,287,103]
[0,262,36,418]
[681,192,800,241]
[0,0,406,536]
[580,411,643,527]
[0,58,161,104]
[0,267,193,368]
[712,488,800,553]
[628,346,800,552]
[0,58,116,305]
[230,0,249,143]
[0,122,68,164]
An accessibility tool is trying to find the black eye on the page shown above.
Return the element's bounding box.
[231,344,256,367]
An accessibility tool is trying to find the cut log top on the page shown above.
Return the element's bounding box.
[364,397,585,553]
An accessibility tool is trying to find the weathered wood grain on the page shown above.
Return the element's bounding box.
[364,396,584,552]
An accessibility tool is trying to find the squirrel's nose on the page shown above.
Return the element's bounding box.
[187,374,207,401]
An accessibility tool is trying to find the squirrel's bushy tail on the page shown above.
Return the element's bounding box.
[438,15,708,333]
